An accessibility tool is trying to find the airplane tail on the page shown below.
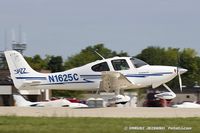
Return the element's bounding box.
[13,94,32,107]
[4,50,45,89]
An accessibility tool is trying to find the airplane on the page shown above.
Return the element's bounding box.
[154,84,176,100]
[172,102,200,108]
[13,94,88,108]
[5,50,187,104]
[154,92,176,100]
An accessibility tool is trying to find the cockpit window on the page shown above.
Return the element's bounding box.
[130,57,148,68]
[91,62,110,72]
[111,59,130,71]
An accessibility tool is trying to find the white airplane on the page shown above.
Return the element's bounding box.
[5,50,187,104]
[172,102,200,108]
[13,94,88,108]
[154,92,176,100]
[154,84,176,100]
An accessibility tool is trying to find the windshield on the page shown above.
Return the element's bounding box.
[130,57,148,68]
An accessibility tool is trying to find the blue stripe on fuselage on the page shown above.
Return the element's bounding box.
[80,72,173,79]
[15,72,173,85]
[15,77,47,80]
[31,79,94,86]
[126,72,173,78]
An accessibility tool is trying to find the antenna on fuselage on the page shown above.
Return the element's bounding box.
[94,50,105,60]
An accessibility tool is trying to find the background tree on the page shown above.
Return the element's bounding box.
[47,56,64,72]
[25,55,46,71]
[179,48,200,87]
[136,46,178,66]
[64,44,128,69]
[0,53,8,69]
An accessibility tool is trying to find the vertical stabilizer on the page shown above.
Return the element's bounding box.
[4,50,44,89]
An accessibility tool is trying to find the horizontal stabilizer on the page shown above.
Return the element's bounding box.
[4,50,46,90]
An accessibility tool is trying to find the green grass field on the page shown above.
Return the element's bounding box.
[0,116,199,133]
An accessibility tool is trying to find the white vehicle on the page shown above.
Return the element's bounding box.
[172,102,200,108]
[13,94,88,108]
[5,50,187,104]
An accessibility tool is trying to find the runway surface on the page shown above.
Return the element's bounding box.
[0,107,200,118]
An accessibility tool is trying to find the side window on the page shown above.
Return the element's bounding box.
[111,59,130,71]
[91,62,110,72]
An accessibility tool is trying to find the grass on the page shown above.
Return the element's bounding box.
[0,116,199,133]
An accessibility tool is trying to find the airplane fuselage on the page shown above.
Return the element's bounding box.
[16,56,181,91]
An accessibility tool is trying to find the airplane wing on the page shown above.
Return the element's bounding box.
[100,71,133,92]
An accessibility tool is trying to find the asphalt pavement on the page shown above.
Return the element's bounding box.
[0,107,200,118]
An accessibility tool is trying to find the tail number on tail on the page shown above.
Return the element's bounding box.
[14,68,29,74]
[48,73,79,83]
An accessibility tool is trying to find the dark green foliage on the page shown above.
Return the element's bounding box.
[136,46,179,66]
[47,56,64,72]
[64,44,128,69]
[179,49,200,87]
[25,55,46,71]
[0,53,8,69]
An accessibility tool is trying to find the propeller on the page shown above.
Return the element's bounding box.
[176,49,182,92]
[178,68,183,92]
[176,49,187,92]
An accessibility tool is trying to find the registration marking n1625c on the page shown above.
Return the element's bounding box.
[48,73,79,83]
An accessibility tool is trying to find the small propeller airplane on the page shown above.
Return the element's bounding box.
[4,50,187,104]
[13,94,88,108]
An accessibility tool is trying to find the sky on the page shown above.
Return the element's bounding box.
[0,0,200,59]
